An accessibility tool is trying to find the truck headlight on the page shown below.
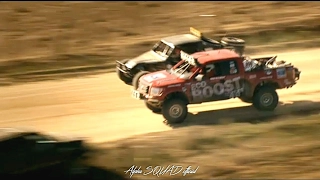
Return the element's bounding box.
[150,87,163,96]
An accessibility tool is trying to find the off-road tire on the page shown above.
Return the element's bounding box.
[253,86,279,111]
[221,37,245,56]
[221,37,245,45]
[144,100,162,113]
[132,71,150,90]
[162,98,188,124]
[116,60,132,84]
[239,96,253,103]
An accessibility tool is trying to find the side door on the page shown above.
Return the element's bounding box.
[188,68,212,103]
[0,137,32,173]
[202,59,245,102]
[24,134,59,169]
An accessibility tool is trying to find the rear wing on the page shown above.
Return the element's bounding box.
[180,51,199,66]
[190,27,203,38]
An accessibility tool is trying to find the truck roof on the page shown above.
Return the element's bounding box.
[0,128,35,141]
[161,34,201,45]
[192,49,241,64]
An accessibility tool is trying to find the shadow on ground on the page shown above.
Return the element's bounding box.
[167,100,320,128]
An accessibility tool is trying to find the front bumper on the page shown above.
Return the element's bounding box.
[130,89,162,103]
[131,89,144,100]
[294,68,301,81]
[116,60,132,77]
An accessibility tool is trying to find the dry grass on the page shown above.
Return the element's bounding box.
[85,114,320,179]
[0,2,320,77]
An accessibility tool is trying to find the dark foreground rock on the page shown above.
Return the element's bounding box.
[1,165,128,180]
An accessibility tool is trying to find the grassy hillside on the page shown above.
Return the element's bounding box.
[0,2,320,83]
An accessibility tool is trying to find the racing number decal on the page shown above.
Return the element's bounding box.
[205,64,214,73]
[191,77,244,100]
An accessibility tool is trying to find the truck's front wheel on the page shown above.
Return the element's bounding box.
[116,60,132,84]
[253,86,279,111]
[145,101,162,113]
[132,71,150,90]
[162,98,188,124]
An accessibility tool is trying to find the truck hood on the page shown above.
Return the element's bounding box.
[141,70,185,87]
[125,50,166,68]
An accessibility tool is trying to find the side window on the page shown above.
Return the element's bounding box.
[202,63,216,79]
[212,60,239,77]
[178,42,202,54]
[23,134,50,141]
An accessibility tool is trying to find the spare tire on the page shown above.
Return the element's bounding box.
[221,37,245,56]
[221,37,245,45]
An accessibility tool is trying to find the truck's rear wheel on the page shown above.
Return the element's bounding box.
[132,71,150,90]
[253,86,279,111]
[116,60,132,84]
[162,98,188,124]
[144,100,162,113]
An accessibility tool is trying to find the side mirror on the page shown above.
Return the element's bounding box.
[195,74,204,81]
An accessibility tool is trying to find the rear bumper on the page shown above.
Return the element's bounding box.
[294,68,301,81]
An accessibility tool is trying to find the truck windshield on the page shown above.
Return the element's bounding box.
[23,134,57,142]
[170,61,197,79]
[152,41,174,57]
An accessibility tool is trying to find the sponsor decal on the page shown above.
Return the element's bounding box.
[249,74,256,79]
[181,51,196,65]
[191,77,243,99]
[168,84,181,88]
[276,68,287,78]
[182,87,187,92]
[229,61,237,74]
[265,69,272,75]
[144,73,166,82]
[260,76,273,80]
[210,76,225,80]
[243,59,252,72]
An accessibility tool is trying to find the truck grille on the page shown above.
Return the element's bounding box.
[138,81,150,94]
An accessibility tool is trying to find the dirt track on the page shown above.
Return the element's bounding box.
[0,48,319,143]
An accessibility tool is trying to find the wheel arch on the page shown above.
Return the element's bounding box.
[253,81,280,94]
[164,91,189,104]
